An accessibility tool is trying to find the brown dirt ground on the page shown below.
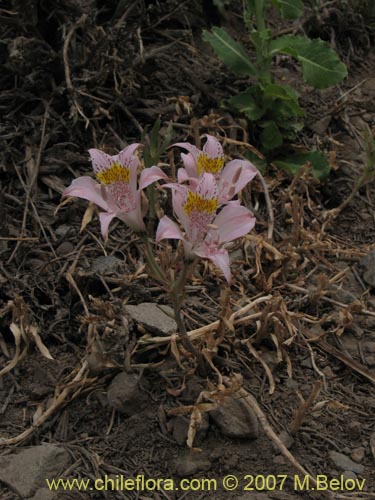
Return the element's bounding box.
[1,1,375,499]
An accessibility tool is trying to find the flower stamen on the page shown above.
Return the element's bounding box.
[197,154,224,176]
[96,162,131,185]
[183,191,218,216]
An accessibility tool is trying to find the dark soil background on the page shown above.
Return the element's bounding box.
[1,1,375,499]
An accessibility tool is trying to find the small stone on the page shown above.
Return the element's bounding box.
[273,455,286,465]
[180,377,205,403]
[29,488,58,500]
[107,372,149,416]
[124,302,177,336]
[329,285,357,305]
[360,251,375,287]
[322,365,335,379]
[342,470,357,481]
[278,430,294,449]
[351,447,365,463]
[328,451,365,474]
[285,378,298,389]
[309,116,331,135]
[210,392,259,439]
[348,421,362,439]
[369,431,375,459]
[171,413,209,446]
[172,452,211,476]
[91,255,124,274]
[0,445,70,498]
[363,113,373,122]
[56,241,74,256]
[301,358,313,369]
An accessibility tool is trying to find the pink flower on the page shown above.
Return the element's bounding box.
[156,173,256,283]
[63,144,168,238]
[174,134,258,204]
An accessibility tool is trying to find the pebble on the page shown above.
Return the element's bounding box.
[343,470,357,481]
[124,302,177,336]
[29,488,58,500]
[172,452,212,476]
[363,113,373,122]
[369,431,375,459]
[210,392,259,439]
[278,430,294,449]
[360,251,375,287]
[328,451,365,474]
[0,445,70,498]
[171,413,209,446]
[351,447,365,463]
[56,241,74,256]
[107,372,149,416]
[348,421,362,439]
[322,365,335,379]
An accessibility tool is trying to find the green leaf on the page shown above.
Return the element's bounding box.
[272,0,304,19]
[262,83,304,118]
[228,89,265,120]
[274,151,330,179]
[202,27,257,76]
[270,35,347,89]
[260,121,283,150]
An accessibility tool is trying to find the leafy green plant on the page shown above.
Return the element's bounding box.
[203,0,347,176]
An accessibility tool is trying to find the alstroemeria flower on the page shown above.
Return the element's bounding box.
[174,134,258,204]
[62,144,168,238]
[156,173,256,283]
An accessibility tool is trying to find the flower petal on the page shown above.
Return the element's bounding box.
[89,149,114,174]
[62,176,109,211]
[197,173,218,200]
[181,152,199,178]
[98,211,117,240]
[156,216,184,242]
[173,142,200,161]
[219,159,258,202]
[117,143,142,168]
[202,134,224,159]
[139,166,168,191]
[118,190,145,232]
[195,244,231,284]
[213,203,256,242]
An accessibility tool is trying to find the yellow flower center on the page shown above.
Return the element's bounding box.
[197,154,224,175]
[183,191,218,216]
[96,162,130,185]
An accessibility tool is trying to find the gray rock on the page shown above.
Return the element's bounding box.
[107,372,149,416]
[91,255,124,274]
[29,488,58,500]
[351,447,365,463]
[172,452,211,476]
[360,251,375,287]
[342,470,357,481]
[0,445,70,498]
[328,451,365,474]
[171,413,209,446]
[278,430,294,449]
[124,302,177,336]
[369,431,375,460]
[210,393,259,439]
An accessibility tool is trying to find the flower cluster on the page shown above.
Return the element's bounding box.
[63,135,257,283]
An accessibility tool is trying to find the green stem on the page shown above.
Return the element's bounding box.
[254,0,266,32]
[141,233,167,284]
[253,0,272,84]
[169,260,207,374]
